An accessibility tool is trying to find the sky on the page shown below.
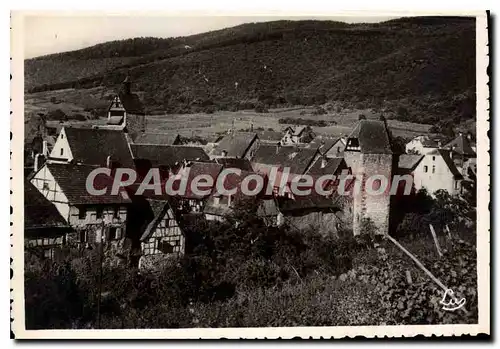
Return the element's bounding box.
[23,14,398,58]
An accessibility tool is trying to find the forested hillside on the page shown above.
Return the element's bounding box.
[25,17,476,129]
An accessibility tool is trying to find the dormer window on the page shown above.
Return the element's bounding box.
[346,138,360,151]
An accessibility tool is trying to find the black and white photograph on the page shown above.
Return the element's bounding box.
[10,11,490,338]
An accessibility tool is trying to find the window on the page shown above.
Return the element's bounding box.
[432,156,436,161]
[78,207,86,220]
[42,181,50,191]
[113,207,119,219]
[157,239,174,254]
[96,207,104,219]
[424,166,428,173]
[432,166,436,174]
[109,227,118,240]
[61,133,64,139]
[79,231,87,243]
[43,249,53,259]
[60,148,64,156]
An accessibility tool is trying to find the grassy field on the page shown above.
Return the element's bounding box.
[25,88,433,141]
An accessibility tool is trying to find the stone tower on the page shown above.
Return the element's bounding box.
[344,119,393,235]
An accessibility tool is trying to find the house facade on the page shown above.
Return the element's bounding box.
[24,179,72,259]
[282,126,315,145]
[405,135,443,154]
[411,149,463,195]
[138,199,185,270]
[30,162,132,263]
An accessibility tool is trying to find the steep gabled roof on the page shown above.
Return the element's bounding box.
[346,120,392,154]
[134,133,181,145]
[443,134,476,157]
[45,163,132,205]
[252,144,319,175]
[428,149,463,179]
[24,179,68,232]
[63,127,135,168]
[213,132,258,158]
[130,144,209,168]
[306,137,339,153]
[306,157,347,176]
[140,199,178,241]
[398,154,425,171]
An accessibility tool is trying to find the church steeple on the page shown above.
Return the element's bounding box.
[122,75,131,95]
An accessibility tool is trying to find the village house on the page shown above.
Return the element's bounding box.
[275,192,343,237]
[203,170,265,222]
[400,150,463,195]
[137,198,185,270]
[405,135,444,154]
[174,161,223,214]
[47,126,135,168]
[211,132,259,159]
[30,162,132,264]
[442,133,477,174]
[257,130,284,144]
[24,179,72,259]
[344,119,395,235]
[281,126,316,145]
[103,76,146,139]
[251,143,320,196]
[307,136,346,158]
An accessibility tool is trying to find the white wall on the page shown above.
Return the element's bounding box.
[413,154,459,195]
[48,127,73,161]
[31,165,71,220]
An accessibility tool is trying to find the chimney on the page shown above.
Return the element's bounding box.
[276,142,281,154]
[42,140,48,156]
[34,154,41,172]
[106,155,112,168]
[321,157,327,169]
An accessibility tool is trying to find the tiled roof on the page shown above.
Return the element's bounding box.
[64,127,135,168]
[24,179,68,231]
[176,162,223,199]
[347,120,392,154]
[306,157,347,176]
[213,132,258,158]
[130,144,209,168]
[443,134,476,157]
[398,154,424,171]
[277,192,339,212]
[134,133,180,145]
[428,149,463,179]
[140,199,177,241]
[257,130,283,142]
[215,157,254,171]
[306,137,339,153]
[252,144,319,175]
[46,163,132,205]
